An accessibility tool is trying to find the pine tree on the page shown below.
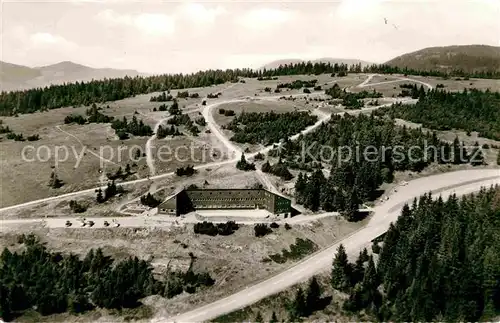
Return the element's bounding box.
[291,287,307,318]
[497,149,500,165]
[270,311,278,323]
[306,276,322,315]
[48,171,63,189]
[255,311,263,322]
[331,244,352,292]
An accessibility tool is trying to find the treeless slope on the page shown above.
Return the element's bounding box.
[385,45,500,73]
[0,61,41,85]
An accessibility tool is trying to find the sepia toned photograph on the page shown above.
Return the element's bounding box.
[0,0,499,322]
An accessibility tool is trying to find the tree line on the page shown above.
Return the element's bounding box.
[380,88,500,140]
[3,60,498,116]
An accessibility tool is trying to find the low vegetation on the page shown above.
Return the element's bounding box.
[254,223,272,237]
[68,200,87,213]
[150,91,173,102]
[176,165,196,177]
[193,221,240,236]
[267,238,317,264]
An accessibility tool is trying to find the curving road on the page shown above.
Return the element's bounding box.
[160,169,500,323]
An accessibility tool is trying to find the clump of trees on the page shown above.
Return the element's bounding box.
[69,200,87,213]
[236,154,256,171]
[140,193,161,208]
[254,223,272,237]
[257,76,278,81]
[150,91,173,102]
[193,221,239,236]
[261,159,293,180]
[64,114,86,125]
[157,124,181,139]
[207,92,222,99]
[167,113,199,136]
[227,111,317,145]
[95,181,122,203]
[176,165,195,176]
[218,108,235,116]
[277,79,318,90]
[111,116,153,139]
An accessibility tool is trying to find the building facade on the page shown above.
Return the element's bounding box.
[158,188,292,216]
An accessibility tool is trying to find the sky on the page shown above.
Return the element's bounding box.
[1,0,499,74]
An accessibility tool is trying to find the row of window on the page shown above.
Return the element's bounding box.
[191,198,267,202]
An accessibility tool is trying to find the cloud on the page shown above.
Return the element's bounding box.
[96,9,174,36]
[238,8,294,30]
[30,32,78,50]
[177,3,227,24]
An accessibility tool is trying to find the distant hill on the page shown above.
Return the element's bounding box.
[0,60,142,91]
[260,58,373,70]
[385,45,500,73]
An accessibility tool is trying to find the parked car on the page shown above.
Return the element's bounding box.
[103,221,110,227]
[87,220,95,227]
[65,220,72,227]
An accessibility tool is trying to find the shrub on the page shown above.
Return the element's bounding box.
[254,223,272,237]
[270,222,279,229]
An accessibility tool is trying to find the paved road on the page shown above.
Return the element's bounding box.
[160,169,500,323]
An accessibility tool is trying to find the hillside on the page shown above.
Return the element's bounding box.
[385,45,500,73]
[0,60,142,91]
[261,58,373,70]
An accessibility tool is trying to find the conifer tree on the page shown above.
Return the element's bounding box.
[331,244,352,292]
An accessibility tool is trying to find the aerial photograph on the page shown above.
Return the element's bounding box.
[0,0,499,322]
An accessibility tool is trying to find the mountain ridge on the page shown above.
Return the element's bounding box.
[0,60,142,91]
[384,45,500,73]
